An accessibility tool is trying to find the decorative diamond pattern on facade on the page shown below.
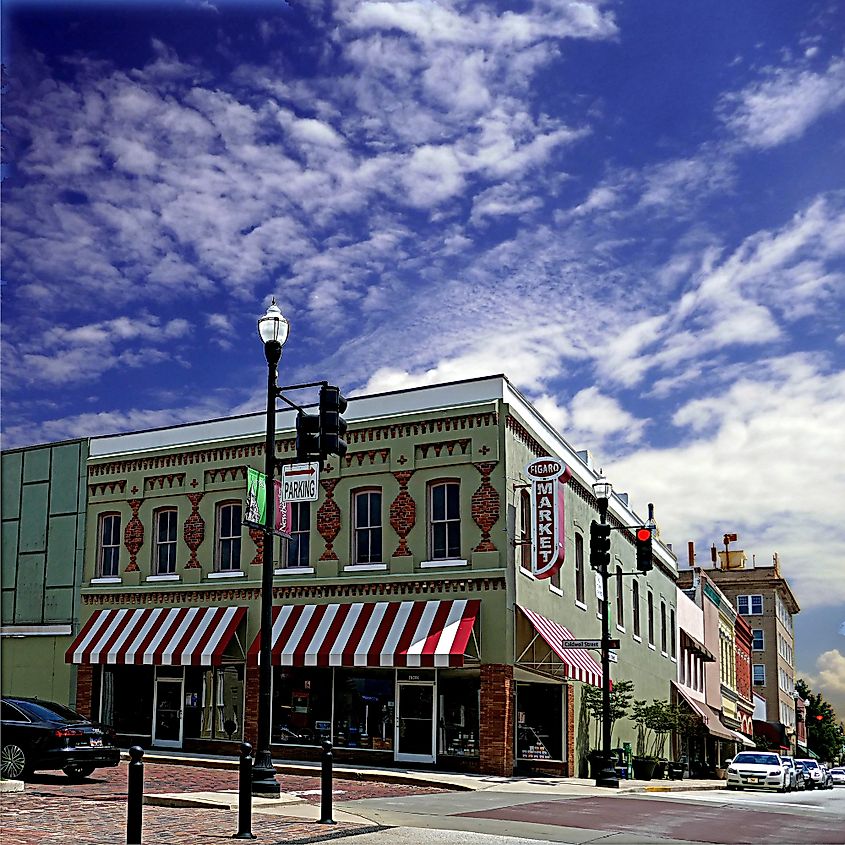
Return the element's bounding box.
[317,478,340,561]
[471,461,499,552]
[390,470,416,557]
[123,499,144,571]
[184,492,205,569]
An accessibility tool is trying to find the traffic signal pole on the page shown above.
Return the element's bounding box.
[596,495,619,789]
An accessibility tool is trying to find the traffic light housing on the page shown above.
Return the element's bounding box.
[319,384,348,459]
[589,520,611,570]
[636,527,653,572]
[295,411,320,462]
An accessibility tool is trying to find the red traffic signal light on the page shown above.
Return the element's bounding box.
[816,714,823,721]
[635,527,653,572]
[636,528,652,542]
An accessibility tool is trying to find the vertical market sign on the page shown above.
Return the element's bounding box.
[245,467,292,538]
[525,457,572,579]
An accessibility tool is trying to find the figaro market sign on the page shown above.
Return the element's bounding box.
[525,457,572,580]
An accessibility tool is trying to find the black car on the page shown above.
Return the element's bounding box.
[1,696,121,781]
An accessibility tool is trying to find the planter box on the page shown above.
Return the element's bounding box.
[632,757,657,781]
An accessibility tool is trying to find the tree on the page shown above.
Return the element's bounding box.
[581,679,634,750]
[795,678,845,764]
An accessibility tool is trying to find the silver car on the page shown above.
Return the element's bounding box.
[796,758,825,789]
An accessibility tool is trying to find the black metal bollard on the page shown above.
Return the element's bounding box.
[318,740,336,825]
[126,746,144,845]
[233,742,257,840]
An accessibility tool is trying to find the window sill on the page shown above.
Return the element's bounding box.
[549,584,563,596]
[633,634,642,643]
[421,559,468,569]
[519,566,535,579]
[661,651,668,658]
[274,567,315,576]
[90,577,121,585]
[208,570,245,579]
[146,574,180,582]
[648,643,656,650]
[616,625,626,633]
[575,600,588,611]
[343,563,388,572]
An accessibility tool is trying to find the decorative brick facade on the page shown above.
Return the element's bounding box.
[471,462,499,552]
[184,492,205,568]
[317,479,340,561]
[249,527,264,566]
[480,663,514,776]
[243,665,260,746]
[75,664,95,718]
[389,470,416,556]
[123,499,144,571]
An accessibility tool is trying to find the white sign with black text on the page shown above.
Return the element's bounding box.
[281,462,320,502]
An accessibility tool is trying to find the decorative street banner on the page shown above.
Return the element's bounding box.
[245,467,292,539]
[525,457,572,579]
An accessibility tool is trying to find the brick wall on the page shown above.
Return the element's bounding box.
[75,664,94,718]
[244,665,260,745]
[566,683,575,776]
[480,663,514,776]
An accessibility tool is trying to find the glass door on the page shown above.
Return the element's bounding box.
[153,675,184,748]
[395,682,435,763]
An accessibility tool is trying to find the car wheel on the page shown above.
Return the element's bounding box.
[726,785,736,791]
[62,764,96,781]
[1,743,30,780]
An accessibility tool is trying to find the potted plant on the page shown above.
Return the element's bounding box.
[631,699,677,781]
[581,680,634,779]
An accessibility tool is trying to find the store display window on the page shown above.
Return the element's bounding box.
[100,666,154,737]
[183,666,244,741]
[515,682,563,761]
[272,667,332,746]
[333,669,394,750]
[438,675,480,757]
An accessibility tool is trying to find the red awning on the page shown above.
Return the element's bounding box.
[247,599,480,667]
[517,605,603,687]
[66,606,246,666]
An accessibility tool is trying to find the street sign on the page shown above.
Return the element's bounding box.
[608,651,618,663]
[558,639,602,650]
[595,572,604,601]
[281,462,320,502]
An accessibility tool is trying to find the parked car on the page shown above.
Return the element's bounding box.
[726,751,790,792]
[780,756,805,790]
[1,696,120,781]
[819,765,834,789]
[796,758,826,789]
[829,767,845,786]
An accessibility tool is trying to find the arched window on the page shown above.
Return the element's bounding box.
[647,591,655,646]
[429,480,460,560]
[98,512,122,577]
[216,501,242,571]
[519,489,532,571]
[632,579,641,638]
[154,508,178,575]
[574,532,585,604]
[353,488,382,564]
[615,566,624,628]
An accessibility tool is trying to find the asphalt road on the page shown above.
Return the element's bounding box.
[338,785,845,844]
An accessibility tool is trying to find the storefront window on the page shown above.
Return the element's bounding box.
[183,666,244,741]
[101,666,154,738]
[272,667,332,746]
[438,675,479,757]
[516,682,563,761]
[333,669,394,751]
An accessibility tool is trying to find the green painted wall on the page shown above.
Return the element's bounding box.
[1,440,88,703]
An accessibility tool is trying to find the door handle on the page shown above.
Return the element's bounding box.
[178,710,182,718]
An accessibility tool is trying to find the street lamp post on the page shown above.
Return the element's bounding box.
[593,472,619,789]
[251,299,290,797]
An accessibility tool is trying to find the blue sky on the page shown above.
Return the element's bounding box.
[2,0,844,716]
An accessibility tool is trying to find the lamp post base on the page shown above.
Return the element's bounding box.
[596,759,620,789]
[250,752,281,798]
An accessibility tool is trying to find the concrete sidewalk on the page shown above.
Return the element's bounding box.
[134,749,726,814]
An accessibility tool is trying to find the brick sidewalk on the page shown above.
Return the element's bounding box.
[0,761,449,844]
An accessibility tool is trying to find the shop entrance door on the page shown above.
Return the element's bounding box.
[395,682,435,763]
[152,675,184,748]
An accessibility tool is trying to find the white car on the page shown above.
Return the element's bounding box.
[829,767,845,786]
[726,751,790,792]
[796,758,825,789]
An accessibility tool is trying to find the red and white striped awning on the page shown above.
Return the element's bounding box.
[65,606,247,666]
[517,605,603,686]
[247,599,480,668]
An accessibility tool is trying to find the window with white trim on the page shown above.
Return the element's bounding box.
[98,512,122,577]
[660,600,667,654]
[669,607,676,659]
[154,508,178,575]
[519,489,531,571]
[216,501,242,571]
[647,591,654,646]
[615,566,624,627]
[429,480,460,560]
[752,629,764,651]
[285,502,310,568]
[737,594,763,615]
[632,578,641,637]
[574,532,585,604]
[353,488,382,564]
[752,664,766,686]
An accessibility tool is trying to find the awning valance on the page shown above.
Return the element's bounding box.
[66,606,246,666]
[672,681,735,740]
[517,605,603,687]
[680,630,716,662]
[248,599,480,668]
[730,729,756,748]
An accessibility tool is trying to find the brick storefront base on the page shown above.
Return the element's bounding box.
[480,663,514,776]
[75,664,95,718]
[244,664,260,746]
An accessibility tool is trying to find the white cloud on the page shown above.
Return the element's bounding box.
[720,56,845,149]
[801,649,845,723]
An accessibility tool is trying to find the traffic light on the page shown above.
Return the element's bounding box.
[295,411,320,462]
[319,384,348,459]
[636,527,653,572]
[589,520,611,570]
